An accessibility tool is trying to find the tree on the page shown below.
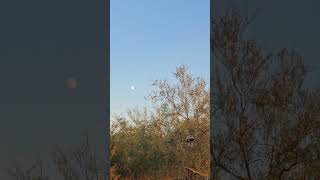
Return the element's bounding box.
[8,160,49,180]
[8,135,104,180]
[52,135,103,180]
[149,65,210,173]
[211,10,320,180]
[110,65,210,179]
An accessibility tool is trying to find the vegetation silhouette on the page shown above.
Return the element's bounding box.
[211,9,320,180]
[8,135,104,180]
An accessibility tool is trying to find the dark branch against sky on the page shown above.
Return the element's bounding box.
[214,0,320,87]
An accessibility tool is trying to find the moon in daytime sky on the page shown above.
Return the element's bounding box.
[66,77,78,89]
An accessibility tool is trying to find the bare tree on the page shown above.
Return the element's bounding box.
[149,65,210,174]
[8,135,103,180]
[211,10,320,180]
[8,161,49,180]
[52,135,103,180]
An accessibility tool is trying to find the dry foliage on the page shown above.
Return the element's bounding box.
[211,10,320,180]
[110,65,210,179]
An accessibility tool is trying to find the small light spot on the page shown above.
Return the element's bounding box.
[66,77,78,89]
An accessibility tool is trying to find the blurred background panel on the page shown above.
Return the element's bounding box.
[0,0,107,179]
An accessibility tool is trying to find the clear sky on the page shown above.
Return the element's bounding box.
[111,0,210,117]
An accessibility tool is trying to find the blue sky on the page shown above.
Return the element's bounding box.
[111,0,210,117]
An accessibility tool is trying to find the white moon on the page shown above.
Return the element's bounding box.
[130,85,136,91]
